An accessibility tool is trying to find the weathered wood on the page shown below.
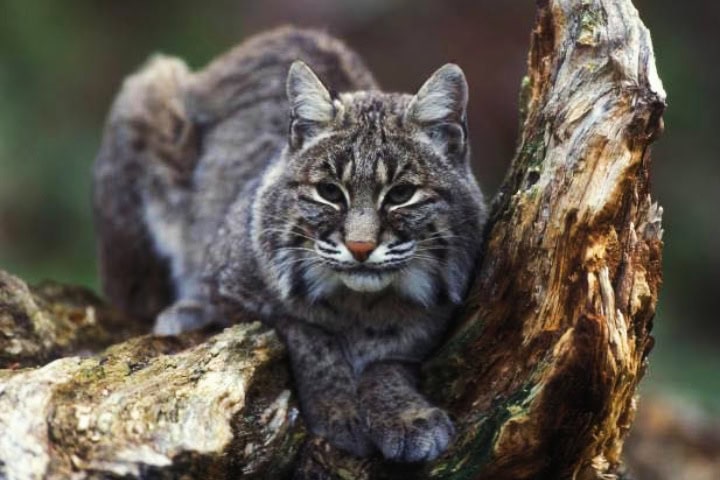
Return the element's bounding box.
[0,0,665,478]
[0,270,145,369]
[421,0,665,477]
[0,290,302,479]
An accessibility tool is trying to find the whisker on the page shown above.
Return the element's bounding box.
[412,255,452,268]
[274,246,318,254]
[255,212,300,223]
[276,256,325,268]
[259,228,317,243]
[416,237,472,249]
[417,232,471,243]
[426,223,478,239]
[414,247,456,254]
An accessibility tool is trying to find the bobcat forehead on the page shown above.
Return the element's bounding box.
[298,143,424,188]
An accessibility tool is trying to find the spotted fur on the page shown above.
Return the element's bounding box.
[94,27,486,462]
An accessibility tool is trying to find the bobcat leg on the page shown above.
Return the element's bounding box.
[358,361,454,462]
[280,321,373,456]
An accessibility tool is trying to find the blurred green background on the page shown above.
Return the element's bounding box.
[0,0,718,413]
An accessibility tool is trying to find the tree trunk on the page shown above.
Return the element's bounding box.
[0,0,665,479]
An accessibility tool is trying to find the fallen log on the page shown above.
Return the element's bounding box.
[0,270,145,369]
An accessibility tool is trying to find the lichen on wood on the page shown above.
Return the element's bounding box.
[0,270,145,369]
[0,312,304,479]
[0,0,666,478]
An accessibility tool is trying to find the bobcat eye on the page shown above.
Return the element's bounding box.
[385,184,417,205]
[316,182,345,204]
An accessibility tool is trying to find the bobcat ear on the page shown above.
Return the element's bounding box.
[286,61,335,149]
[406,64,469,159]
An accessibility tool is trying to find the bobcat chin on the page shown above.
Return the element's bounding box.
[94,27,486,462]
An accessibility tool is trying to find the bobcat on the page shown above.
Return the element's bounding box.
[94,27,486,462]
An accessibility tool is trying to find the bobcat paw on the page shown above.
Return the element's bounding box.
[368,406,455,462]
[154,300,215,335]
[306,399,374,457]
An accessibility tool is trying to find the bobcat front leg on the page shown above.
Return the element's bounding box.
[280,321,373,457]
[358,361,455,462]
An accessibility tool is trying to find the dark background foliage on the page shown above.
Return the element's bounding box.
[0,0,718,410]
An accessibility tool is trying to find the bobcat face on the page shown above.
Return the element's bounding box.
[257,62,485,307]
[293,130,459,296]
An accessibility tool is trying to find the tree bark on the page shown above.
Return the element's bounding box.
[0,0,665,479]
[0,270,146,369]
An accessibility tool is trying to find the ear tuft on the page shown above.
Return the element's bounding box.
[286,61,335,149]
[287,60,334,122]
[407,64,468,124]
[406,64,469,160]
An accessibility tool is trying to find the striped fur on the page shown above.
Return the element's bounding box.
[95,27,486,461]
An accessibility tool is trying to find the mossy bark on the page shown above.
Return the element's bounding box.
[0,270,146,369]
[0,0,665,478]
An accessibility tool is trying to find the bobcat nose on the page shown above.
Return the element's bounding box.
[345,241,376,262]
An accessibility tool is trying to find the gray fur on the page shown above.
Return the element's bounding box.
[93,27,486,462]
